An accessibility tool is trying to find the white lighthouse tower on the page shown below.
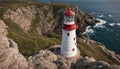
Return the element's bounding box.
[61,8,78,57]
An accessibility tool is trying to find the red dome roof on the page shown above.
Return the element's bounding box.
[64,8,75,16]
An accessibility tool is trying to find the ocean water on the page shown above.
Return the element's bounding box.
[38,0,120,54]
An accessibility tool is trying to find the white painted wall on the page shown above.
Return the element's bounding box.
[61,29,77,57]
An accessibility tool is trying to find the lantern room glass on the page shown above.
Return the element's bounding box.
[64,15,75,22]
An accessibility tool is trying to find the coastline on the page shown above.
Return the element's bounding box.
[0,2,120,68]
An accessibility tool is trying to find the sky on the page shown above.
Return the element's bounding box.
[63,0,120,1]
[39,0,120,1]
[81,0,120,1]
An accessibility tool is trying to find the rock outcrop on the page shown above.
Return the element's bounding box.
[3,4,99,35]
[28,50,57,69]
[27,46,120,69]
[0,20,120,69]
[0,3,101,57]
[0,19,28,69]
[0,2,120,69]
[4,5,36,31]
[76,9,99,37]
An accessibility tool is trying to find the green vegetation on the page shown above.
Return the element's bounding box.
[4,19,60,56]
[0,8,6,19]
[0,2,30,9]
[28,11,40,34]
[77,39,120,65]
[0,2,120,65]
[0,0,37,2]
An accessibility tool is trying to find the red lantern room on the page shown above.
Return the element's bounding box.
[64,8,75,23]
[64,8,75,16]
[63,8,77,31]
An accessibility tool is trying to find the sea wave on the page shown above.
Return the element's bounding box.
[93,18,106,28]
[108,14,112,17]
[84,18,106,35]
[117,23,120,26]
[109,23,116,26]
[83,26,94,35]
[109,23,120,26]
[98,15,104,18]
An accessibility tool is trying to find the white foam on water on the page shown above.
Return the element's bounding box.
[109,23,120,26]
[84,18,107,35]
[98,15,104,18]
[93,18,107,28]
[109,23,116,26]
[108,15,113,17]
[83,26,94,34]
[116,23,120,26]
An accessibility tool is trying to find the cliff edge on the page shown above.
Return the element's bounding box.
[0,2,120,69]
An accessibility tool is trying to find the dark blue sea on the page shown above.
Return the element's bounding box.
[38,0,120,54]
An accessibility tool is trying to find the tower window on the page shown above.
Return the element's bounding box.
[74,38,76,40]
[67,33,70,36]
[72,48,74,51]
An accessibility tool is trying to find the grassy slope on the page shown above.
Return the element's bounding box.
[0,2,62,56]
[0,2,120,65]
[77,39,120,65]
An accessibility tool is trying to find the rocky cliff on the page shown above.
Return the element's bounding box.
[0,2,120,69]
[0,19,28,69]
[0,2,99,56]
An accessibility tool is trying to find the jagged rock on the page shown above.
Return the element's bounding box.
[3,4,99,36]
[33,50,57,62]
[0,19,9,49]
[0,32,120,69]
[112,65,120,69]
[0,19,8,37]
[0,20,28,69]
[0,3,120,69]
[72,59,112,69]
[27,48,120,69]
[0,40,28,69]
[54,59,69,69]
[82,56,96,62]
[3,5,36,31]
[28,57,57,69]
[86,61,111,69]
[47,46,87,69]
[28,50,57,69]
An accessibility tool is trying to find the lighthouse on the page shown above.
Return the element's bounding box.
[61,8,78,57]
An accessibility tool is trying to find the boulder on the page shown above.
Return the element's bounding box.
[28,50,57,69]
